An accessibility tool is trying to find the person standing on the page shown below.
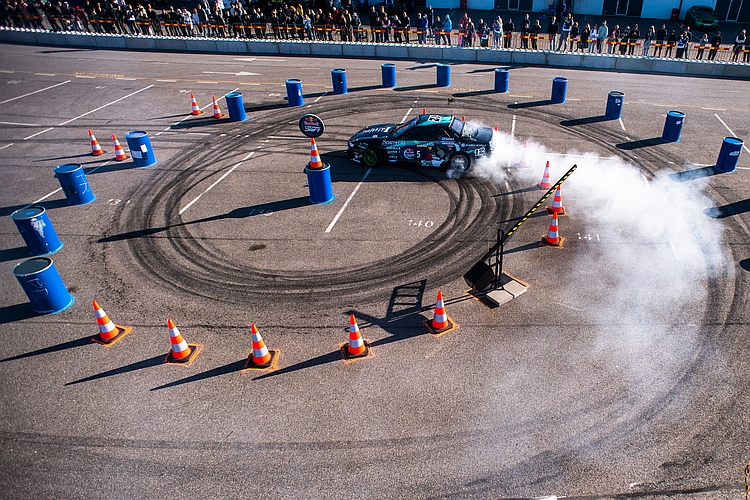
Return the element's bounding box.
[416,12,427,44]
[569,21,579,51]
[628,23,639,55]
[619,25,630,54]
[530,18,541,50]
[608,24,619,53]
[492,16,503,49]
[442,13,452,46]
[588,24,597,52]
[546,15,558,51]
[655,23,667,56]
[556,14,570,51]
[733,29,747,62]
[676,31,687,58]
[597,20,607,53]
[519,12,530,49]
[427,5,435,39]
[642,25,654,56]
[503,17,514,48]
[696,33,708,59]
[709,31,722,60]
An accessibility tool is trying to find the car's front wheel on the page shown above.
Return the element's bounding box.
[361,148,383,168]
[448,152,471,173]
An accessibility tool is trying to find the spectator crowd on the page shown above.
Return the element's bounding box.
[1,0,748,63]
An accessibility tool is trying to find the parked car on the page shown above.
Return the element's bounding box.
[348,114,493,173]
[685,5,719,31]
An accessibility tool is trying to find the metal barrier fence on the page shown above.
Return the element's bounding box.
[2,12,748,63]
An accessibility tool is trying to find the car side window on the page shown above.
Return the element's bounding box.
[406,127,442,142]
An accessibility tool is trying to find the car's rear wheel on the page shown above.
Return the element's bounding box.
[448,152,471,173]
[362,148,382,168]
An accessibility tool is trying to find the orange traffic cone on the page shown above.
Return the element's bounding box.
[212,95,223,119]
[461,115,465,121]
[541,211,563,247]
[308,138,324,169]
[538,160,552,189]
[189,92,201,115]
[342,314,370,360]
[91,300,132,346]
[244,323,279,370]
[518,141,531,168]
[112,134,128,161]
[165,318,201,364]
[89,129,104,156]
[547,185,566,215]
[422,108,426,114]
[425,290,457,335]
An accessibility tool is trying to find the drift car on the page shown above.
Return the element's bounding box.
[347,114,493,172]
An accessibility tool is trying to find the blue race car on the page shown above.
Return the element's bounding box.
[348,114,493,173]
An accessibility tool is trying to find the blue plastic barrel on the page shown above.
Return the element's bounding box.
[494,68,509,93]
[436,63,451,87]
[13,257,74,314]
[286,79,305,107]
[381,63,396,88]
[124,131,157,168]
[225,91,247,122]
[54,163,96,206]
[331,68,347,94]
[605,90,624,120]
[661,111,685,142]
[305,163,335,204]
[715,137,744,173]
[551,77,568,104]
[11,206,63,256]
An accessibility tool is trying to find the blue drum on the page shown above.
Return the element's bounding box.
[715,137,744,173]
[494,68,509,93]
[286,79,305,107]
[381,63,396,88]
[54,163,96,206]
[124,131,157,168]
[11,206,63,256]
[436,63,451,87]
[225,91,247,122]
[305,163,335,204]
[551,77,568,104]
[661,111,685,142]
[605,90,624,120]
[331,69,348,94]
[13,257,74,314]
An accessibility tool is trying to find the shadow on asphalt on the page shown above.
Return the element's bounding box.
[0,198,69,217]
[616,137,666,150]
[0,246,32,263]
[0,333,91,360]
[508,99,554,109]
[150,359,247,390]
[560,115,610,127]
[65,354,165,386]
[704,198,750,218]
[669,166,722,182]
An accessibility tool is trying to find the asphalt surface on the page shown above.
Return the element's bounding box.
[1,45,750,499]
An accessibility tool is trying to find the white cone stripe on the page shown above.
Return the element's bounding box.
[169,327,181,338]
[99,320,116,333]
[434,312,447,323]
[254,346,269,357]
[436,299,444,308]
[251,333,263,342]
[350,325,359,333]
[172,340,190,352]
[349,337,364,348]
[95,308,106,318]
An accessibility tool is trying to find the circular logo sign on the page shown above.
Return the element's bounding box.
[299,114,325,138]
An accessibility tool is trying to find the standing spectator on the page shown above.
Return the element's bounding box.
[416,12,427,44]
[427,5,435,39]
[733,29,747,62]
[529,19,542,50]
[696,33,708,59]
[458,11,468,46]
[744,33,750,63]
[368,5,377,42]
[569,21,579,51]
[676,31,687,58]
[546,15,558,51]
[503,16,514,48]
[478,18,490,47]
[628,24,639,55]
[434,14,442,44]
[665,29,676,57]
[579,22,589,52]
[642,25,654,56]
[351,11,361,41]
[607,24,619,53]
[588,24,597,52]
[402,11,410,43]
[655,23,667,56]
[557,14,570,51]
[597,20,607,53]
[392,13,402,43]
[519,12,529,49]
[441,13,451,45]
[303,13,312,39]
[619,26,630,54]
[708,31,721,60]
[464,16,475,47]
[492,16,503,49]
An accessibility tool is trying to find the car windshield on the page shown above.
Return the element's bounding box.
[695,7,713,13]
[393,117,418,137]
[450,117,466,136]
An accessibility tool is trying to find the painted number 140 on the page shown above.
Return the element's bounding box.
[408,220,434,228]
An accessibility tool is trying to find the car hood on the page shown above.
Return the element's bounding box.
[350,123,397,141]
[472,126,494,144]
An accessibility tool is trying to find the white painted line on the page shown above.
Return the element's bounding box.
[23,127,54,140]
[197,81,218,84]
[702,107,726,111]
[187,132,211,136]
[0,70,14,73]
[0,121,42,127]
[240,83,260,86]
[75,75,96,79]
[325,168,371,233]
[618,118,626,132]
[24,187,61,208]
[510,113,516,138]
[35,73,55,76]
[401,108,413,124]
[116,77,138,81]
[156,79,177,82]
[179,151,254,215]
[58,85,154,127]
[714,113,750,155]
[313,91,328,104]
[0,143,14,150]
[668,238,680,260]
[0,80,70,105]
[545,152,615,160]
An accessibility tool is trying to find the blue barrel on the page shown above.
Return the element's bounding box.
[53,163,96,206]
[11,206,63,256]
[381,63,396,88]
[715,137,744,173]
[124,131,157,168]
[305,163,335,204]
[605,90,624,120]
[331,68,347,94]
[225,91,247,122]
[13,257,74,314]
[661,111,685,142]
[286,79,304,107]
[494,68,509,93]
[436,63,451,87]
[551,76,568,104]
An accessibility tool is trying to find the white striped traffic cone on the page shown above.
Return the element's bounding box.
[538,160,552,189]
[519,141,531,168]
[190,92,201,115]
[112,134,128,161]
[547,185,566,215]
[342,314,370,360]
[244,323,279,370]
[308,138,323,169]
[212,95,223,119]
[425,290,457,335]
[165,318,200,364]
[89,129,104,156]
[91,300,132,346]
[542,211,563,247]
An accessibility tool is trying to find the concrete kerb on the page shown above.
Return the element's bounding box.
[0,28,748,79]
